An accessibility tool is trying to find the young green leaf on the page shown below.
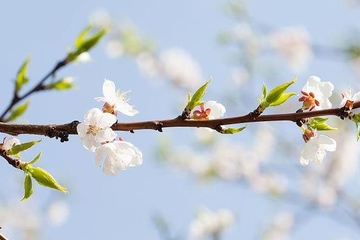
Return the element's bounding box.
[75,25,91,48]
[28,166,68,193]
[67,26,107,63]
[28,152,42,165]
[15,57,30,92]
[269,92,297,106]
[265,77,297,104]
[46,77,75,91]
[7,140,41,156]
[308,118,337,131]
[261,82,267,100]
[222,126,247,134]
[76,26,107,53]
[21,174,34,201]
[185,81,210,111]
[7,101,30,122]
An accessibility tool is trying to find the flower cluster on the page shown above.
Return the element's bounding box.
[77,79,143,175]
[297,76,360,166]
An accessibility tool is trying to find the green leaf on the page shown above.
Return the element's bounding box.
[28,152,42,165]
[15,57,30,92]
[265,77,297,104]
[308,118,337,131]
[67,26,107,63]
[269,92,297,106]
[7,101,30,122]
[261,83,267,100]
[223,126,247,134]
[21,174,34,201]
[75,26,91,48]
[28,166,68,193]
[46,77,75,91]
[185,81,211,111]
[351,113,360,140]
[74,25,106,52]
[312,117,328,123]
[7,140,41,156]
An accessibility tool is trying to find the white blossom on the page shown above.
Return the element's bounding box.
[1,137,20,151]
[300,134,336,166]
[95,79,139,116]
[191,101,226,120]
[299,76,334,110]
[77,108,117,152]
[75,52,91,63]
[95,141,143,175]
[340,88,360,107]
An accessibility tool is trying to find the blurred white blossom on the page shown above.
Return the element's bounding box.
[106,40,124,58]
[136,52,160,78]
[159,48,203,90]
[189,207,235,240]
[231,67,249,87]
[47,200,69,226]
[75,52,91,63]
[269,27,313,73]
[89,9,112,29]
[262,212,294,240]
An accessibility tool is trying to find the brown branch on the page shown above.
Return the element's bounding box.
[0,102,358,138]
[0,59,68,122]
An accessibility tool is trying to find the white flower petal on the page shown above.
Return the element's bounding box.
[302,76,320,92]
[204,101,226,119]
[94,141,143,175]
[102,79,116,99]
[318,82,334,99]
[317,135,336,151]
[300,134,336,166]
[2,137,21,151]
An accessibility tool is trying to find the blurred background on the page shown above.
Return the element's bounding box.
[1,0,360,239]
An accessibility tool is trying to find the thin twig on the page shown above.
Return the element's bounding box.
[0,59,68,122]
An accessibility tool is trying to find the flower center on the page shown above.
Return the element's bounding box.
[103,102,116,114]
[302,129,315,142]
[299,91,320,111]
[87,124,101,135]
[192,103,211,120]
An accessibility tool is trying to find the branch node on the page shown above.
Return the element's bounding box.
[215,125,224,133]
[46,127,69,143]
[250,106,262,119]
[295,109,307,127]
[337,107,351,120]
[155,122,163,132]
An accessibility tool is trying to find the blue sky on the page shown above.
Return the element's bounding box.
[1,1,360,240]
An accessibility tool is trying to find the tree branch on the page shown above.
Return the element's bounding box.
[0,101,358,138]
